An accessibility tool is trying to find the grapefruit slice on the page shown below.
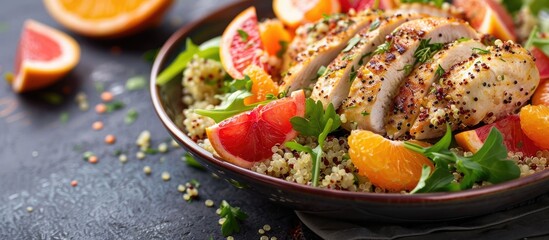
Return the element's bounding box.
[206,90,306,168]
[43,0,173,38]
[455,115,542,157]
[348,130,433,192]
[220,7,270,79]
[12,20,80,93]
[520,105,549,150]
[273,0,341,28]
[453,0,517,41]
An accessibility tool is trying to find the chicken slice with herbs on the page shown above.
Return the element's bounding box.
[311,13,423,109]
[410,40,540,139]
[280,10,382,93]
[341,17,478,134]
[385,39,485,139]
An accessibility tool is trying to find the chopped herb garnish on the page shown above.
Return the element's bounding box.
[83,151,94,160]
[343,36,361,52]
[317,65,327,77]
[184,152,206,170]
[144,148,158,155]
[405,125,520,193]
[218,200,248,237]
[59,112,69,123]
[373,40,392,55]
[435,64,445,78]
[369,18,381,31]
[472,47,491,55]
[358,52,372,65]
[286,99,341,187]
[142,48,159,63]
[126,76,147,91]
[190,179,201,188]
[398,64,413,76]
[276,40,288,58]
[349,66,358,83]
[457,37,470,43]
[237,29,248,42]
[400,0,444,8]
[125,108,139,124]
[105,101,125,112]
[361,111,369,116]
[414,38,444,64]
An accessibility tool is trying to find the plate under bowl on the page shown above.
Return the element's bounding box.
[150,0,549,222]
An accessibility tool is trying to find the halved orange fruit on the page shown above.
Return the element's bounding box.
[243,65,279,105]
[453,0,516,41]
[455,115,542,157]
[206,90,305,168]
[12,20,80,93]
[348,130,434,192]
[220,7,270,79]
[43,0,174,38]
[273,0,341,28]
[520,105,549,149]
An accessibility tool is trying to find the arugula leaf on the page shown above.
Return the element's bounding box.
[184,152,206,170]
[343,36,360,52]
[105,101,125,112]
[125,108,139,124]
[195,90,258,123]
[219,200,247,237]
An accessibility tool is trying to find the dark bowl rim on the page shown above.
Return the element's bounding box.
[150,0,549,204]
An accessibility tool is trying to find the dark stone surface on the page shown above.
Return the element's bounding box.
[0,1,318,239]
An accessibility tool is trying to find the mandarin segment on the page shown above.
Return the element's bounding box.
[520,105,549,149]
[243,65,279,105]
[532,80,549,107]
[259,19,292,56]
[348,130,434,191]
[273,0,340,28]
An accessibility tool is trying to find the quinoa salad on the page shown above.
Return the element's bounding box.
[156,1,549,194]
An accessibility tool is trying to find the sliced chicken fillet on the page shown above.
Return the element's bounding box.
[341,17,478,134]
[311,13,423,109]
[280,10,382,93]
[410,41,540,139]
[385,39,485,139]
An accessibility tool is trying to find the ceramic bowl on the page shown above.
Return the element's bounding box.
[150,0,549,222]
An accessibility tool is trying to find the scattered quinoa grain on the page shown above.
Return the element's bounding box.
[183,194,191,201]
[158,142,168,153]
[105,134,116,144]
[136,130,151,151]
[92,121,103,130]
[101,91,114,102]
[216,208,222,215]
[218,218,226,225]
[95,103,107,114]
[227,236,234,240]
[260,236,269,240]
[171,139,179,148]
[177,184,186,192]
[88,155,98,164]
[258,229,265,234]
[161,171,171,181]
[263,224,271,231]
[143,166,152,175]
[118,154,128,163]
[205,199,214,207]
[136,151,146,160]
[70,180,78,187]
[26,207,33,213]
[271,237,277,240]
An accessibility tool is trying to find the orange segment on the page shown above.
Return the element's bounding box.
[519,105,549,149]
[273,0,341,28]
[532,79,549,106]
[259,19,292,56]
[453,0,516,41]
[43,0,173,37]
[348,130,434,192]
[243,65,279,105]
[455,131,484,153]
[12,20,80,93]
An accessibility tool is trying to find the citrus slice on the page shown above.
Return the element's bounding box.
[220,7,270,79]
[243,65,279,105]
[12,20,80,93]
[259,19,292,57]
[273,0,341,28]
[339,0,395,12]
[453,0,516,41]
[520,105,549,149]
[455,115,542,157]
[348,130,434,192]
[531,47,549,81]
[532,79,549,106]
[43,0,174,38]
[206,90,305,168]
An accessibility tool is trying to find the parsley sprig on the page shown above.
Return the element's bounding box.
[285,99,341,187]
[218,200,248,237]
[405,125,520,193]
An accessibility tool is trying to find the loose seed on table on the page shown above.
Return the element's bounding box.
[118,154,128,163]
[158,143,168,153]
[92,121,103,130]
[204,199,214,207]
[260,236,269,240]
[263,224,271,231]
[143,166,152,175]
[26,207,33,213]
[218,218,226,225]
[105,134,116,144]
[258,229,265,234]
[177,184,186,192]
[88,155,98,164]
[136,151,145,159]
[95,103,107,114]
[101,91,114,102]
[70,180,78,187]
[226,236,234,240]
[161,171,170,181]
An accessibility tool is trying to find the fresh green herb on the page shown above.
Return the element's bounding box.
[369,18,381,31]
[59,112,69,123]
[501,0,523,16]
[40,92,63,105]
[435,64,445,78]
[83,151,94,161]
[142,48,159,63]
[400,0,444,8]
[361,111,369,116]
[237,29,249,42]
[472,47,491,55]
[157,38,220,85]
[184,152,206,170]
[317,65,327,77]
[195,91,266,123]
[405,125,520,193]
[349,66,358,83]
[125,76,147,91]
[414,39,444,64]
[286,99,341,187]
[190,179,201,188]
[105,101,125,112]
[277,40,289,58]
[95,82,105,93]
[144,148,158,155]
[373,40,392,55]
[398,64,413,76]
[125,108,139,124]
[457,37,471,43]
[218,200,248,237]
[358,52,372,66]
[343,36,361,52]
[525,26,549,56]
